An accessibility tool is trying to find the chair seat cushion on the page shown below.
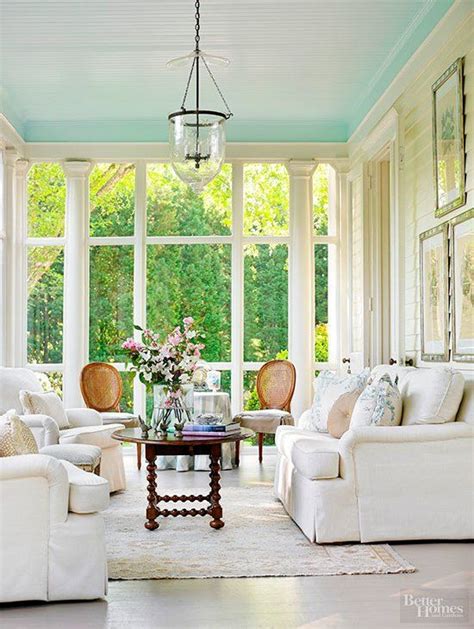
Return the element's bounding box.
[59,459,109,513]
[276,425,340,480]
[100,412,139,428]
[235,410,294,433]
[59,424,124,449]
[40,444,101,471]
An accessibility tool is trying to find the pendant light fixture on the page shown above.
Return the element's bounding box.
[168,0,233,193]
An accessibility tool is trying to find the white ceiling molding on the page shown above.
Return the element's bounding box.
[0,114,26,154]
[348,0,470,146]
[24,141,349,162]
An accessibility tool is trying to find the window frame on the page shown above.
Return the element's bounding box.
[23,156,340,414]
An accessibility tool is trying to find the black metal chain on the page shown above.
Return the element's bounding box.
[178,0,233,117]
[195,0,200,51]
[202,55,233,118]
[180,55,196,110]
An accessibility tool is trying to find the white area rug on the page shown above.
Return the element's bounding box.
[104,482,415,579]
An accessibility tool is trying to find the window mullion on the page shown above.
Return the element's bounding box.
[231,163,244,416]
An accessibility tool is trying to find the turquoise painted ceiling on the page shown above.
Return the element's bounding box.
[0,0,453,143]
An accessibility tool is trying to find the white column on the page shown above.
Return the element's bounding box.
[4,150,29,367]
[62,161,92,407]
[133,161,146,418]
[286,160,316,419]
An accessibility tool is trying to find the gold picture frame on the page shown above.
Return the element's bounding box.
[420,223,449,362]
[432,57,465,218]
[451,208,474,362]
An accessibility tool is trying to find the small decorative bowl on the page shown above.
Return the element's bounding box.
[194,413,223,425]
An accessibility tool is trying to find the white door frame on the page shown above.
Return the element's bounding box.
[360,108,404,367]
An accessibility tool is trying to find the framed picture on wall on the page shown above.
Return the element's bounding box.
[451,208,474,362]
[432,57,465,218]
[420,224,449,362]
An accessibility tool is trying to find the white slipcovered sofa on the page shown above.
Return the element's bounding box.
[0,454,109,602]
[0,368,126,492]
[274,366,474,543]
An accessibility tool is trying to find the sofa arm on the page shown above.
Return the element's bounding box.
[0,454,69,524]
[340,422,474,454]
[20,413,60,448]
[66,408,102,428]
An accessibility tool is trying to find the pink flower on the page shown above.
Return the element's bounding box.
[168,332,182,347]
[122,338,143,353]
[183,317,194,326]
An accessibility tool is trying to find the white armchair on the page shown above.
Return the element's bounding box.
[0,454,108,602]
[0,368,126,492]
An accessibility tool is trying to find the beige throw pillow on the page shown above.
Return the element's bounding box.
[0,411,39,456]
[327,388,363,438]
[20,390,70,429]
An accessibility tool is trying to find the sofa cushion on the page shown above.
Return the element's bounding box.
[59,459,109,513]
[20,390,70,429]
[291,440,339,480]
[456,378,474,425]
[327,389,362,438]
[0,368,42,414]
[401,368,465,425]
[350,375,402,428]
[0,412,39,456]
[276,425,340,480]
[59,423,124,448]
[300,370,369,433]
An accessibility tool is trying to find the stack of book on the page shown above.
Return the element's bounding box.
[182,422,240,437]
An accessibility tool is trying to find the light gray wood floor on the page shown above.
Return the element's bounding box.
[1,446,472,629]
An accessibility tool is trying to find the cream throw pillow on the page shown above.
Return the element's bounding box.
[327,388,363,438]
[350,374,402,428]
[300,369,370,433]
[0,410,39,456]
[20,390,70,429]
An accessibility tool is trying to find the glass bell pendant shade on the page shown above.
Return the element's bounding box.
[169,111,226,194]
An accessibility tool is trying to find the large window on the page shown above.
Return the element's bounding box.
[25,159,338,414]
[89,163,135,390]
[26,163,66,390]
[313,163,336,367]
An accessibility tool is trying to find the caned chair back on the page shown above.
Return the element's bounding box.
[80,362,122,412]
[256,360,296,412]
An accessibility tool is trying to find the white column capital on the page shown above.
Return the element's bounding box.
[15,159,31,177]
[329,158,351,174]
[62,160,93,178]
[286,160,317,178]
[5,148,20,167]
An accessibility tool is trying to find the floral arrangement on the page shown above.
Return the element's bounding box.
[122,317,205,389]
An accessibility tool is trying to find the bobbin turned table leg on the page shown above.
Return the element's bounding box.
[208,444,224,529]
[145,445,159,530]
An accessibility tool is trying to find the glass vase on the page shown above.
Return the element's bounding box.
[151,384,194,435]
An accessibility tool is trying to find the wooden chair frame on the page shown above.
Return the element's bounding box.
[80,362,142,470]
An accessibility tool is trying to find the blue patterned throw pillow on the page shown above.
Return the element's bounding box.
[350,374,402,428]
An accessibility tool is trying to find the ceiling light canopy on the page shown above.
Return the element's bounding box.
[168,0,233,193]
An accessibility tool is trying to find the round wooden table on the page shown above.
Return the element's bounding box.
[113,428,254,531]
